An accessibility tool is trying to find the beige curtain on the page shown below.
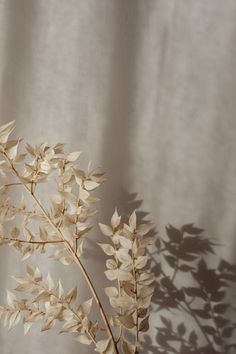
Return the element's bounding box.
[0,1,236,353]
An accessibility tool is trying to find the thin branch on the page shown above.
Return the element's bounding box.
[132,245,139,353]
[1,237,64,245]
[114,245,122,345]
[4,182,26,187]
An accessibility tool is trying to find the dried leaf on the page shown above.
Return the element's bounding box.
[78,298,93,317]
[111,209,121,229]
[67,151,81,162]
[65,287,77,304]
[135,256,149,269]
[75,334,92,345]
[118,314,135,329]
[99,223,113,237]
[98,243,115,256]
[0,121,15,144]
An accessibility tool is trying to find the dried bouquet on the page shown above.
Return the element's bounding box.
[0,121,235,354]
[0,121,155,354]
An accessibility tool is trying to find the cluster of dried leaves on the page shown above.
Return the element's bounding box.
[0,121,155,354]
[99,210,155,353]
[150,224,236,354]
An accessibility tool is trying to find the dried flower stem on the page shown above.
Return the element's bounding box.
[1,237,64,245]
[4,182,25,187]
[132,247,139,353]
[3,152,119,354]
[114,245,122,345]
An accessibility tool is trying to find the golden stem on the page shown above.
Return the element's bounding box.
[1,237,64,245]
[4,182,25,187]
[132,245,139,353]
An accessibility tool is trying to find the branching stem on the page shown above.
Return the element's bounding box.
[3,152,119,354]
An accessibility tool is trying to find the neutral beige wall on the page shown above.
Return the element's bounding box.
[0,1,236,353]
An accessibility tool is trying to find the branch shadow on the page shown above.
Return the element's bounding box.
[88,187,236,354]
[144,223,236,354]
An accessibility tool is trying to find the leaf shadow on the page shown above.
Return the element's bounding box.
[86,189,236,353]
[145,223,236,354]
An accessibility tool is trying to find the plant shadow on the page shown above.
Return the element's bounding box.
[114,190,236,354]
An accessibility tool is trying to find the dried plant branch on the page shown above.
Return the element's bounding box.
[0,120,235,354]
[2,150,119,354]
[0,121,155,354]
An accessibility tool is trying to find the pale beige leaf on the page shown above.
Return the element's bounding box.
[57,280,64,298]
[98,243,115,256]
[65,287,77,304]
[104,269,118,281]
[116,248,132,264]
[11,276,27,284]
[60,320,79,333]
[62,309,74,321]
[74,334,92,345]
[41,318,55,332]
[34,267,42,282]
[104,287,118,298]
[46,273,55,291]
[129,211,137,230]
[34,290,51,302]
[24,321,33,335]
[106,259,117,270]
[111,209,121,229]
[21,246,33,261]
[15,282,33,292]
[110,296,134,310]
[78,298,93,317]
[67,151,82,162]
[7,290,16,308]
[8,310,21,329]
[118,270,133,281]
[95,338,112,353]
[84,180,99,191]
[26,265,34,277]
[135,256,149,269]
[39,226,48,241]
[0,121,15,144]
[5,140,19,160]
[98,223,113,237]
[117,236,132,249]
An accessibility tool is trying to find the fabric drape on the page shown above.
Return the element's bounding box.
[0,1,236,353]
